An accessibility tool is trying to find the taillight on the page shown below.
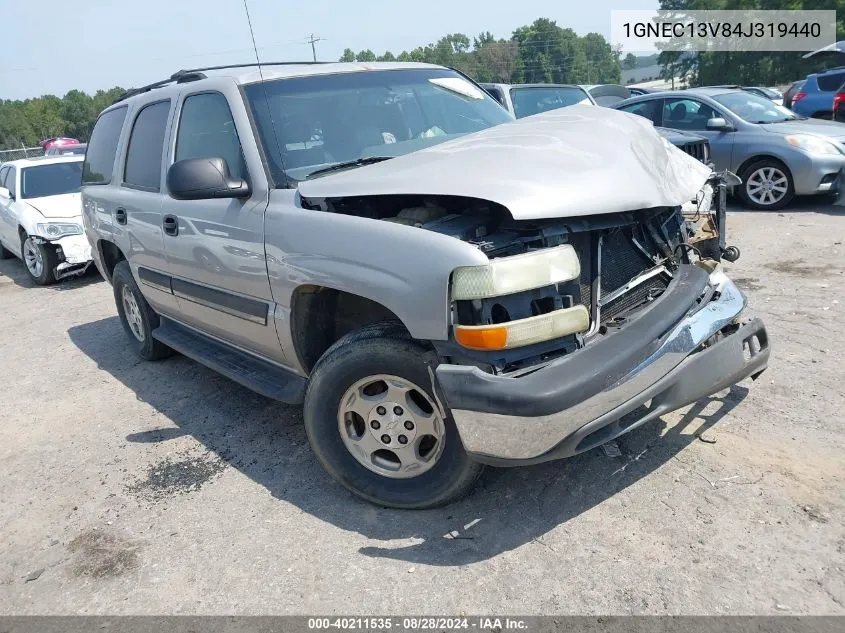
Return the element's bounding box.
[792,91,807,104]
[833,93,845,111]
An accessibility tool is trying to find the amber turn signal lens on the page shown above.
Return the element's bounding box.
[454,326,508,350]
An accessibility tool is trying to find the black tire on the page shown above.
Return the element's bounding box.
[20,233,58,285]
[304,322,484,509]
[0,240,13,259]
[738,158,794,211]
[112,261,172,361]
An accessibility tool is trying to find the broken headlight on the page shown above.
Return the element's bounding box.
[36,222,83,239]
[451,244,580,300]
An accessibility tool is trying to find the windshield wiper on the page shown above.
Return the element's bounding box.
[305,156,393,180]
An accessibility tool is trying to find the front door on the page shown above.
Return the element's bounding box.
[660,97,735,170]
[162,88,285,364]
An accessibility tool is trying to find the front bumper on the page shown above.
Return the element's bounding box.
[436,266,770,465]
[34,233,93,279]
[789,152,845,195]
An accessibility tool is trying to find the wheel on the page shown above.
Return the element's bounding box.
[738,159,794,210]
[722,245,741,262]
[111,261,172,361]
[20,233,58,285]
[304,322,484,509]
[0,240,13,259]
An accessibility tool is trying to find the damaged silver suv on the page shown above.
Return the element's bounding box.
[82,62,769,508]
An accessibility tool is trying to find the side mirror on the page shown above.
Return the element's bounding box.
[0,186,11,200]
[167,157,250,201]
[706,117,732,131]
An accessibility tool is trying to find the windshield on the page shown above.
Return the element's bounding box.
[21,161,83,199]
[243,68,513,183]
[713,91,798,123]
[510,86,592,118]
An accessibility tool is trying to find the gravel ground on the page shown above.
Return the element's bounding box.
[0,204,843,615]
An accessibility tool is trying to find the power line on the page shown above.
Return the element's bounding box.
[306,33,325,62]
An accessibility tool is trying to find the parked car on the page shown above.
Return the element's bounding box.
[0,155,93,284]
[789,68,845,119]
[45,143,87,156]
[783,80,805,110]
[614,87,845,210]
[702,85,783,105]
[628,86,660,97]
[40,137,81,150]
[82,62,768,508]
[479,82,595,117]
[582,84,632,106]
[480,81,711,164]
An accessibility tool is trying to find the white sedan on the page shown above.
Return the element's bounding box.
[0,155,93,285]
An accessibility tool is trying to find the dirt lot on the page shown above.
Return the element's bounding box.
[0,205,843,615]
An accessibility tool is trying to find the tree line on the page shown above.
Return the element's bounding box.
[658,0,845,86]
[0,88,124,151]
[339,17,621,86]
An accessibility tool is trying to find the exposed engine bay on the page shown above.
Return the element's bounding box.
[307,171,734,372]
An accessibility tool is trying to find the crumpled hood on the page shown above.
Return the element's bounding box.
[25,193,82,219]
[297,105,712,220]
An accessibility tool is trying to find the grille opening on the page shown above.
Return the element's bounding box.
[490,303,510,323]
[530,296,556,316]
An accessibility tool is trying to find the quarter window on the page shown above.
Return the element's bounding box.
[175,93,246,181]
[4,167,17,197]
[124,100,171,191]
[83,106,128,185]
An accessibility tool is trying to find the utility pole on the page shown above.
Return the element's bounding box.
[306,33,324,62]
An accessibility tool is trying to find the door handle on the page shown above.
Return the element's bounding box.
[163,215,179,236]
[114,207,127,225]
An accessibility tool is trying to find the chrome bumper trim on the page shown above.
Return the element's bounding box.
[449,269,753,461]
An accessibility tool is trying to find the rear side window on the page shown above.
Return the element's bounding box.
[83,106,128,185]
[485,86,506,106]
[619,99,662,125]
[175,92,246,181]
[817,72,845,92]
[124,100,171,191]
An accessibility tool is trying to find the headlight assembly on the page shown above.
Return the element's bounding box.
[35,222,83,239]
[785,134,842,157]
[451,244,581,300]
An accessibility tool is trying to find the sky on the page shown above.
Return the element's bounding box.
[3,0,658,101]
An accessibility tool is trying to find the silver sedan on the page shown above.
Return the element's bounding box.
[614,87,845,210]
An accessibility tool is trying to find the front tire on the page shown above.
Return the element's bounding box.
[112,261,172,361]
[20,234,58,285]
[738,159,794,210]
[304,322,484,508]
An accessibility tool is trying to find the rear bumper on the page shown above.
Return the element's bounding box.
[435,266,770,465]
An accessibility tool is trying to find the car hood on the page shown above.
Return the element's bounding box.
[24,193,82,219]
[297,105,712,220]
[760,118,845,142]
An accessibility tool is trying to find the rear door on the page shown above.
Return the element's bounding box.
[110,98,179,316]
[161,85,284,364]
[0,166,13,251]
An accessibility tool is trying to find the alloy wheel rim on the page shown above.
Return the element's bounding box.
[22,238,43,278]
[121,285,145,342]
[337,374,446,479]
[747,167,788,206]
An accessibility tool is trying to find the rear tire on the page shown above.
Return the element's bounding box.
[304,322,484,508]
[112,261,172,361]
[738,159,794,211]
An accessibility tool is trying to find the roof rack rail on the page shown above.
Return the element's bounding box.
[112,61,328,104]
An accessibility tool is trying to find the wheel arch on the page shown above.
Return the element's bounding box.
[736,154,794,183]
[290,284,415,374]
[96,239,127,283]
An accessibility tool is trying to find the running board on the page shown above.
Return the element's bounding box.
[152,319,306,404]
